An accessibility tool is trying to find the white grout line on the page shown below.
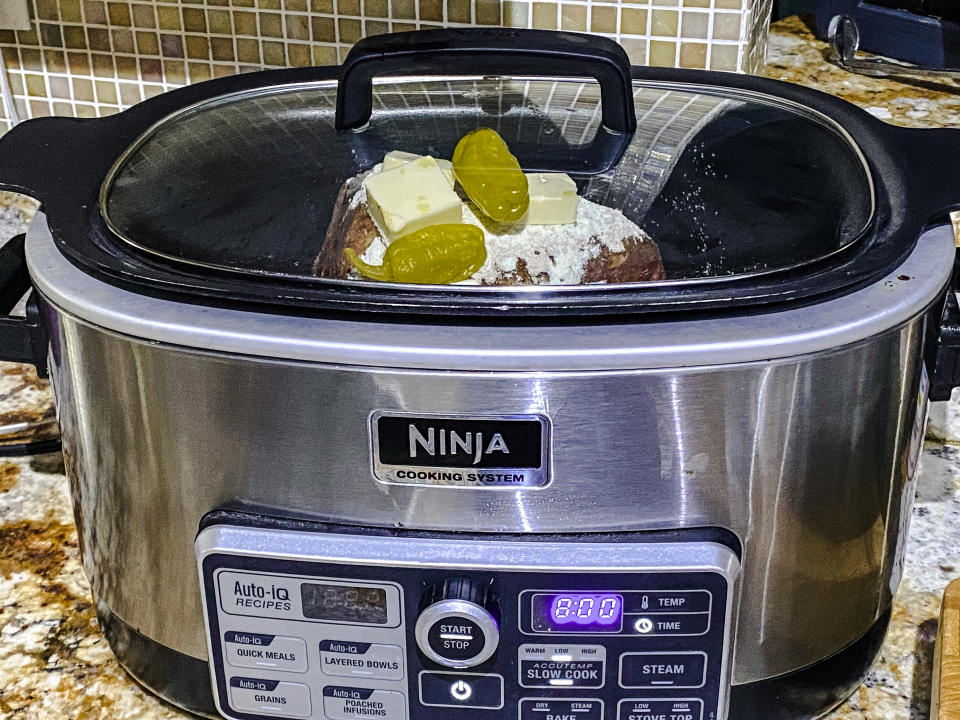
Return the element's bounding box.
[705,6,715,69]
[280,2,291,67]
[0,42,19,124]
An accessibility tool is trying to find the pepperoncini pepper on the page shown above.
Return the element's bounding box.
[452,128,529,223]
[346,224,487,284]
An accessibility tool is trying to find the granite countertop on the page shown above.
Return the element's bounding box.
[2,15,960,719]
[761,16,960,127]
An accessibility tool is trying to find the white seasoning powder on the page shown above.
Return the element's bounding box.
[463,201,641,285]
[347,166,374,211]
[362,236,388,266]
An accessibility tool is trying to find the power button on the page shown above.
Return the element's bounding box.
[419,671,504,709]
[450,680,473,702]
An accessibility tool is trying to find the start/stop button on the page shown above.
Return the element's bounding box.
[414,584,500,669]
[425,616,488,662]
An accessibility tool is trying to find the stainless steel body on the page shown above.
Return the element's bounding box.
[29,211,952,688]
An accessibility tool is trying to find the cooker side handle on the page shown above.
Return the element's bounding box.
[335,28,636,134]
[893,126,960,223]
[0,117,92,203]
[901,127,960,401]
[932,263,960,401]
[0,235,48,378]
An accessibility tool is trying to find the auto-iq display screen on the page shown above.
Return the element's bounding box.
[300,583,388,624]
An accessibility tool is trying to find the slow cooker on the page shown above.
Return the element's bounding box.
[1,27,959,720]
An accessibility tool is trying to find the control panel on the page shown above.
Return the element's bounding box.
[196,523,739,720]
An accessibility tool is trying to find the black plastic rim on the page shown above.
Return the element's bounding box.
[1,30,959,320]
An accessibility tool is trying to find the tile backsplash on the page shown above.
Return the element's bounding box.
[0,0,773,131]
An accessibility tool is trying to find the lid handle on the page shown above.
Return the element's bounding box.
[335,28,637,135]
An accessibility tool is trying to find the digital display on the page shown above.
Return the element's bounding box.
[300,583,388,624]
[531,593,623,633]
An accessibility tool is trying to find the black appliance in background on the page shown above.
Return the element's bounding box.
[816,0,960,67]
[868,0,960,22]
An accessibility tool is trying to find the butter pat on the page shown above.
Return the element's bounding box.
[382,150,420,170]
[382,150,455,187]
[363,156,463,241]
[525,173,579,225]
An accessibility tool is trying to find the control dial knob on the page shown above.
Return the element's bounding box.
[415,579,499,669]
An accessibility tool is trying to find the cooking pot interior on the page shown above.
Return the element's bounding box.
[102,78,874,285]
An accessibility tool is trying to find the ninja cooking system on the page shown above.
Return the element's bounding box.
[1,28,960,720]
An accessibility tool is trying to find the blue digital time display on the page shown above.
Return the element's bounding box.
[530,593,624,633]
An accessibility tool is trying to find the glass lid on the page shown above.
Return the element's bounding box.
[101,75,874,290]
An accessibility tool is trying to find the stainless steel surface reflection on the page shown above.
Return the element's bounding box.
[47,303,934,685]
